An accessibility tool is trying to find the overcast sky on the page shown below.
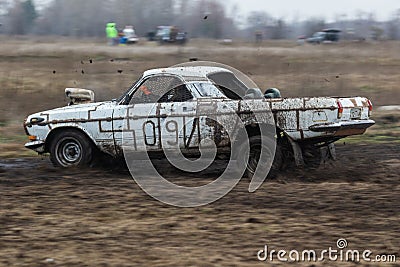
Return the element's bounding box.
[232,0,400,22]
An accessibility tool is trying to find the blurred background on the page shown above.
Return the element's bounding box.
[1,0,400,41]
[0,1,399,266]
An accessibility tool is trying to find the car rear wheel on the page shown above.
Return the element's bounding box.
[237,135,283,180]
[301,144,322,170]
[49,130,93,167]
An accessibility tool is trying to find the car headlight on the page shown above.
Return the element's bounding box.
[30,117,45,124]
[26,117,46,127]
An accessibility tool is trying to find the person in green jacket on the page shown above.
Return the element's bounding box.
[106,22,118,46]
[106,23,112,45]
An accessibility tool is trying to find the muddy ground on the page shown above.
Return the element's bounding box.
[0,39,398,266]
[0,143,399,267]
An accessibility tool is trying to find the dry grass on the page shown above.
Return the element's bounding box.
[344,110,400,144]
[0,38,399,156]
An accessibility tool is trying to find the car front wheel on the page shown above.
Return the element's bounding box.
[49,130,93,167]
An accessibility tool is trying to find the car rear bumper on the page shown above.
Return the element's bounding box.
[25,141,45,154]
[309,120,375,136]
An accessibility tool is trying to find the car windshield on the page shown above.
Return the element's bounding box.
[117,78,141,103]
[158,28,170,36]
[313,32,325,37]
[187,83,226,98]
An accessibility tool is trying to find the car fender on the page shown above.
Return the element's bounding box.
[44,123,97,150]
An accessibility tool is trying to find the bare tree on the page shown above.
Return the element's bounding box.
[387,9,400,40]
[0,0,10,15]
[7,0,37,34]
[370,25,384,41]
[36,0,110,36]
[302,18,326,37]
[6,0,398,42]
[270,19,287,39]
[245,11,272,40]
[247,11,271,30]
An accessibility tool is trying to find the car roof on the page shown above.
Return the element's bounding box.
[143,66,233,81]
[322,28,342,33]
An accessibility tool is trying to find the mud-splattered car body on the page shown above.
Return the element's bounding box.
[24,66,375,169]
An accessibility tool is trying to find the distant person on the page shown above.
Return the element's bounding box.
[118,29,127,45]
[111,23,119,45]
[255,30,263,44]
[106,23,113,45]
[170,26,178,42]
[106,22,118,46]
[297,35,306,46]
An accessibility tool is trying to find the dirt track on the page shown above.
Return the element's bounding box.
[0,143,399,266]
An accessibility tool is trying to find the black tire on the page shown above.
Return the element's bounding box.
[237,135,283,180]
[49,129,93,167]
[301,144,322,170]
[278,136,296,171]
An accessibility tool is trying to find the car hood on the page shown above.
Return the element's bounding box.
[49,101,111,113]
[26,101,115,123]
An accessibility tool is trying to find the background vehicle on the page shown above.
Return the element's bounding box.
[123,26,139,44]
[156,26,187,45]
[307,28,341,44]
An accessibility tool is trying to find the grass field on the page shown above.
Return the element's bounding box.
[0,38,399,156]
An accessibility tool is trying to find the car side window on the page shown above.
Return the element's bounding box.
[158,84,194,103]
[130,76,183,104]
[207,72,247,100]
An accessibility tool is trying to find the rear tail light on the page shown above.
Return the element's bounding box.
[337,100,344,119]
[367,99,373,116]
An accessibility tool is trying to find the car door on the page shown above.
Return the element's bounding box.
[113,75,196,155]
[158,84,198,151]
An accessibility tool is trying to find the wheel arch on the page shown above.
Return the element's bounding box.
[237,123,293,144]
[232,123,278,156]
[44,125,97,153]
[244,123,277,138]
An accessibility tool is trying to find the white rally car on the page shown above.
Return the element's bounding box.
[24,66,375,175]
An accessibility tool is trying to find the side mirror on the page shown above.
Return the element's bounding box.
[65,88,95,105]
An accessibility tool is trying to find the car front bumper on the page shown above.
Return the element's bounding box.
[25,140,45,154]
